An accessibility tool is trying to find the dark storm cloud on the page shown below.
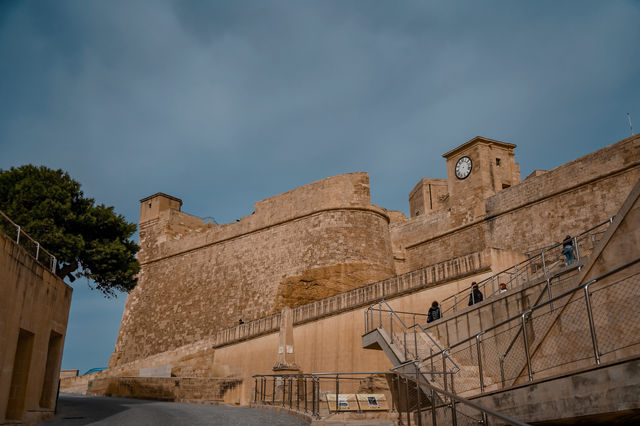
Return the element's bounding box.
[1,0,639,373]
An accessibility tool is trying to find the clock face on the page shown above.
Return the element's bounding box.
[455,156,472,179]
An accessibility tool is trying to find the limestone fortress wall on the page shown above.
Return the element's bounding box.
[392,135,640,272]
[110,173,396,365]
[109,134,639,368]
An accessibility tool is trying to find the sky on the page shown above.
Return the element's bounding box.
[1,0,639,374]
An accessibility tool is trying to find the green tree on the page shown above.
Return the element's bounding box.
[0,165,139,296]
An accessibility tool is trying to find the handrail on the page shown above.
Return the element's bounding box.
[439,216,613,315]
[365,299,460,374]
[364,307,429,318]
[523,216,614,257]
[395,369,531,426]
[420,257,640,365]
[407,322,460,372]
[498,264,583,362]
[0,210,57,273]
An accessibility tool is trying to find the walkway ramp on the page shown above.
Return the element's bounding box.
[362,178,640,424]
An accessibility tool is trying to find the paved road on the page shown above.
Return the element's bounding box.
[39,394,308,426]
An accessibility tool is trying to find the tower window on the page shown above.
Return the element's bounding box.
[496,158,501,167]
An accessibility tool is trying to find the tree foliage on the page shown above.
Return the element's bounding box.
[0,165,139,296]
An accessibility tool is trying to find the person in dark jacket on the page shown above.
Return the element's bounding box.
[562,235,575,265]
[427,301,441,323]
[468,282,484,306]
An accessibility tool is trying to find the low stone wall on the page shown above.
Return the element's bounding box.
[214,251,488,348]
[87,377,243,405]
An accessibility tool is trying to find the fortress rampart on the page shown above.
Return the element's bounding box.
[110,134,640,368]
[111,173,395,366]
[391,135,640,272]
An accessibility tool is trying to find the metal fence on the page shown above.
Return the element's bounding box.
[418,258,640,397]
[364,299,459,378]
[0,210,57,273]
[394,368,529,426]
[252,370,528,426]
[439,217,613,316]
[252,372,395,419]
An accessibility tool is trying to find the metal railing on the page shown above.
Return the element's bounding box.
[252,372,395,419]
[252,369,529,426]
[496,264,583,377]
[439,217,613,316]
[394,367,530,426]
[0,210,57,273]
[419,258,640,397]
[364,300,459,375]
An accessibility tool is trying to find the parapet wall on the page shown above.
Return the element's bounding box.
[392,135,640,271]
[111,173,396,366]
[0,229,72,425]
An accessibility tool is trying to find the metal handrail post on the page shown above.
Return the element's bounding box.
[404,376,411,426]
[574,236,580,261]
[390,313,394,344]
[442,357,448,392]
[335,375,339,413]
[546,277,553,310]
[254,378,258,403]
[414,328,418,360]
[584,283,601,365]
[453,294,457,312]
[541,251,547,278]
[450,368,455,395]
[415,364,423,426]
[272,377,276,404]
[430,348,434,382]
[499,355,505,388]
[431,387,437,426]
[282,376,286,407]
[514,265,519,287]
[35,242,40,261]
[304,376,308,413]
[396,375,404,425]
[404,331,408,361]
[16,225,20,244]
[379,302,382,328]
[521,312,533,382]
[450,390,457,426]
[312,377,317,417]
[476,333,484,393]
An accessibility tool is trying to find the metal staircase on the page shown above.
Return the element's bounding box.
[361,217,640,425]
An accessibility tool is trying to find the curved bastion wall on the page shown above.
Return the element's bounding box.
[110,173,395,366]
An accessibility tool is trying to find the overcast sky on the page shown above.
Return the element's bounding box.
[1,1,639,374]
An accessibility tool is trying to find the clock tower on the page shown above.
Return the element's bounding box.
[442,136,521,225]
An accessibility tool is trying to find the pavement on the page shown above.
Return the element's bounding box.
[39,393,309,426]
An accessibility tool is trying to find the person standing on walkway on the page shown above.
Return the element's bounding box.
[468,282,484,306]
[562,235,575,265]
[427,301,441,323]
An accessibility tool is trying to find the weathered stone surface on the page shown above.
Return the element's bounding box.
[0,228,72,425]
[273,262,394,312]
[105,134,640,413]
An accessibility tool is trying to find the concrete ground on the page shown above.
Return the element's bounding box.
[39,393,309,426]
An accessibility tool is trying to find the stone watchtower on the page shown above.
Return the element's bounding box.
[409,136,521,225]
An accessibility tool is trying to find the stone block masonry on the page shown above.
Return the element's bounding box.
[109,134,640,371]
[0,223,72,425]
[111,173,396,366]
